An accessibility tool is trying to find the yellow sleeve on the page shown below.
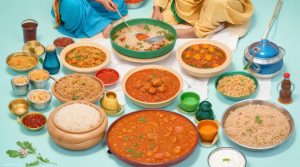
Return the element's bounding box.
[153,0,170,10]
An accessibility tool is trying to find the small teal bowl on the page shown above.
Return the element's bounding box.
[215,71,259,101]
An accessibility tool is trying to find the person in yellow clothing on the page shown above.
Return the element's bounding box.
[152,0,254,38]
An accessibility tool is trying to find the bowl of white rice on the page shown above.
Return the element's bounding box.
[221,99,294,151]
[47,101,108,150]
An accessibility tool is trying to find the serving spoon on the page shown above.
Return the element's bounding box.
[113,6,164,44]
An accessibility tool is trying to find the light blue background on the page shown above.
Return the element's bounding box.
[0,0,299,166]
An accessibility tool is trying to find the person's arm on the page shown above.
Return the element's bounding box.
[95,0,118,12]
[152,0,169,21]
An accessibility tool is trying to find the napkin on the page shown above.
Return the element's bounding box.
[254,78,272,100]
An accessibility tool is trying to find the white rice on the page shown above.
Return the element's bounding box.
[224,104,291,148]
[54,103,100,132]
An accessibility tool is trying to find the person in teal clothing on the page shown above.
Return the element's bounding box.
[52,0,128,38]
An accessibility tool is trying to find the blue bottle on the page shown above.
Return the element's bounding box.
[43,45,60,74]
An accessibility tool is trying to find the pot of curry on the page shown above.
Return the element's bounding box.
[106,109,199,166]
[176,39,232,78]
[122,65,183,108]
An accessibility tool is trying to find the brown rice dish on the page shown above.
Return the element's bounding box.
[53,74,103,101]
[28,69,49,81]
[217,74,256,97]
[113,24,174,51]
[7,54,37,70]
[224,104,291,148]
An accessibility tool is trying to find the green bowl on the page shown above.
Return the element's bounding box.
[110,18,176,59]
[215,71,259,101]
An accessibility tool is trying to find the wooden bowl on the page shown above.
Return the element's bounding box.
[60,42,111,73]
[122,65,183,108]
[47,101,108,150]
[51,73,104,103]
[176,39,232,78]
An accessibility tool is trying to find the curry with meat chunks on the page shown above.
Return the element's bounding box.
[107,110,199,165]
[125,69,180,103]
[182,44,226,68]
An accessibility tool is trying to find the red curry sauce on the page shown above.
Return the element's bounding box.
[22,113,46,128]
[125,69,180,103]
[107,110,199,165]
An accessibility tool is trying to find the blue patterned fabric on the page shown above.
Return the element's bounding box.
[51,0,128,38]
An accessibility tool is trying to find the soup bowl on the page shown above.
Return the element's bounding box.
[176,39,232,78]
[122,65,183,108]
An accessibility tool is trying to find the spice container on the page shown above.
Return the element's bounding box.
[195,101,215,123]
[278,73,294,104]
[8,98,29,116]
[11,76,30,96]
[53,37,75,55]
[28,69,50,89]
[20,112,47,131]
[21,19,38,43]
[27,89,52,110]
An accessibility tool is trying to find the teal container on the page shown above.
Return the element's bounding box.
[179,92,200,112]
[195,101,215,122]
[110,18,176,59]
[215,71,259,101]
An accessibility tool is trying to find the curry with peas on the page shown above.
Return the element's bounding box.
[107,110,199,166]
[182,44,226,68]
[125,69,180,103]
[65,46,106,68]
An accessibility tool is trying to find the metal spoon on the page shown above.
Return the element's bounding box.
[113,6,164,44]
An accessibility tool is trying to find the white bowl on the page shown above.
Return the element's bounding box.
[60,42,111,73]
[176,39,232,78]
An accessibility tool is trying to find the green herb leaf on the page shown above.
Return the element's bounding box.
[125,44,129,49]
[255,115,263,124]
[222,158,230,162]
[132,152,142,158]
[72,96,80,100]
[25,160,40,167]
[17,141,36,154]
[137,117,146,123]
[126,148,136,153]
[6,150,21,158]
[144,24,150,31]
[39,58,44,65]
[37,154,50,163]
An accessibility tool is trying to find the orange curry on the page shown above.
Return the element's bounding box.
[125,69,180,103]
[107,110,199,164]
[182,44,226,68]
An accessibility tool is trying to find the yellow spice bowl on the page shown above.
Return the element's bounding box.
[197,120,219,142]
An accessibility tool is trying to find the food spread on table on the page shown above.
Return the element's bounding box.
[4,0,295,166]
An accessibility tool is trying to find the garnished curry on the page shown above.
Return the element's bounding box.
[65,46,106,68]
[182,44,226,68]
[125,69,180,103]
[107,110,199,165]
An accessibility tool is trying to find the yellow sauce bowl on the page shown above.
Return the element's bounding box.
[197,120,219,142]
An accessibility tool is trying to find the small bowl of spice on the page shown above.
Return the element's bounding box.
[11,75,30,96]
[96,68,120,87]
[20,112,47,131]
[28,69,50,89]
[53,37,75,55]
[27,89,52,110]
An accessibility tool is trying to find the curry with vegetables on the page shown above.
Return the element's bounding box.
[107,110,199,165]
[125,69,180,103]
[182,44,226,68]
[65,46,106,68]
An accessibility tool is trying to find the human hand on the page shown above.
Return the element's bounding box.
[98,0,118,12]
[152,6,163,21]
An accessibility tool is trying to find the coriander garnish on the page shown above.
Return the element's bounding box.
[222,158,231,162]
[255,115,263,124]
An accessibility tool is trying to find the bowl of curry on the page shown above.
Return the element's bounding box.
[107,109,199,166]
[60,42,111,73]
[122,65,183,108]
[176,39,232,78]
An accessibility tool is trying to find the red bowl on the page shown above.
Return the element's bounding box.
[96,68,120,87]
